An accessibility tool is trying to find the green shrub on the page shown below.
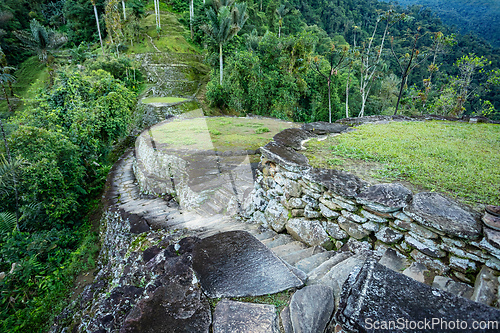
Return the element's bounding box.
[255,127,270,134]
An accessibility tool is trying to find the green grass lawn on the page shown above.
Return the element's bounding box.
[141,96,188,104]
[304,121,500,207]
[150,117,299,151]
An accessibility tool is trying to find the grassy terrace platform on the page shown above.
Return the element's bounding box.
[141,97,188,104]
[150,117,299,151]
[304,121,500,208]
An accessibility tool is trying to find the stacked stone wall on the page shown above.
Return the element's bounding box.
[244,121,500,286]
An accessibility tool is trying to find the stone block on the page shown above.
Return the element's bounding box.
[289,285,335,333]
[375,227,403,244]
[338,217,372,240]
[286,218,331,248]
[319,203,340,219]
[336,259,500,333]
[355,183,412,213]
[321,220,348,240]
[213,300,279,333]
[403,262,434,285]
[404,192,481,240]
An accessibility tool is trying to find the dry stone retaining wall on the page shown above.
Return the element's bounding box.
[134,130,204,210]
[244,120,500,287]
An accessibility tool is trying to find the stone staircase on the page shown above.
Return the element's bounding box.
[55,142,499,333]
[112,147,486,308]
[110,149,260,237]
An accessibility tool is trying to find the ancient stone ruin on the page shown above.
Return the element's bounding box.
[50,116,500,333]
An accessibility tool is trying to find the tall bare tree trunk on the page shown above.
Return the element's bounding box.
[219,43,223,85]
[190,0,194,39]
[93,4,105,55]
[327,79,332,123]
[122,0,126,20]
[346,63,352,118]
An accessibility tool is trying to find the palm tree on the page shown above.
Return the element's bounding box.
[275,4,289,38]
[154,0,161,30]
[13,19,67,64]
[202,0,248,85]
[122,0,127,20]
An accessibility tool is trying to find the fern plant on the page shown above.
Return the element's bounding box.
[0,211,17,234]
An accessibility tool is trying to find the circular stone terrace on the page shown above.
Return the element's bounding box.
[133,115,299,216]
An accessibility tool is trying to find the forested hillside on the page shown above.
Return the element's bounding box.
[191,0,500,120]
[391,0,500,48]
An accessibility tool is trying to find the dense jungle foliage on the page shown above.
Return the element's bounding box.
[195,0,500,121]
[392,0,500,48]
[0,0,499,331]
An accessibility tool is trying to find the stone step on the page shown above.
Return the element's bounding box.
[197,225,254,239]
[271,241,308,258]
[253,229,278,241]
[306,251,354,285]
[294,250,337,274]
[317,253,370,307]
[280,246,326,267]
[261,234,295,248]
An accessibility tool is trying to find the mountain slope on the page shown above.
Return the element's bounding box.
[392,0,500,47]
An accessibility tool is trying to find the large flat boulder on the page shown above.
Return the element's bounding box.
[305,168,368,198]
[212,300,279,333]
[301,122,349,135]
[260,141,310,172]
[355,183,412,213]
[404,192,481,240]
[273,128,314,150]
[336,259,500,333]
[191,231,304,298]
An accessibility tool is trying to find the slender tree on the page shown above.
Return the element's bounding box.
[189,0,194,39]
[154,0,161,30]
[311,44,349,123]
[390,28,430,115]
[105,0,125,55]
[420,32,455,111]
[90,0,105,55]
[122,0,127,20]
[202,0,248,85]
[358,10,404,117]
[275,4,289,38]
[452,54,490,115]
